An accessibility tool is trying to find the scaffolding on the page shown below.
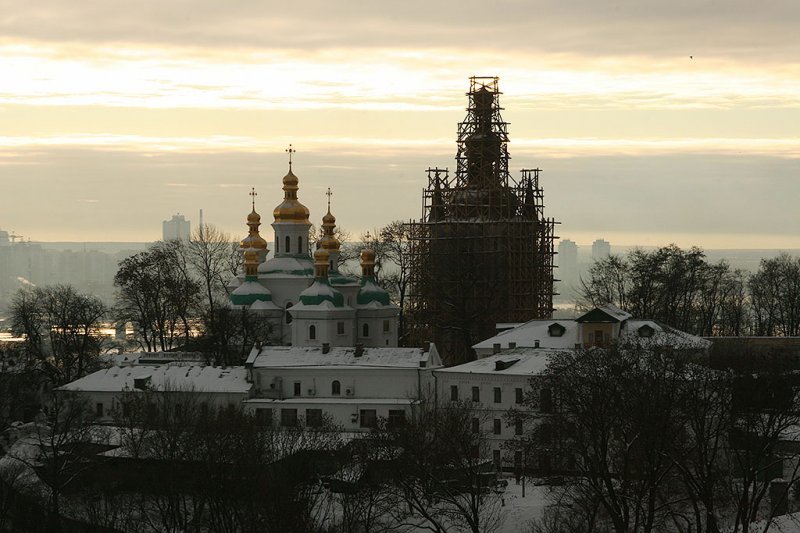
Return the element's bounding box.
[406,77,558,364]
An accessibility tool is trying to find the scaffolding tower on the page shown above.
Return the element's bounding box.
[406,77,558,364]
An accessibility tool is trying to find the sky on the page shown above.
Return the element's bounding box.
[1,0,798,249]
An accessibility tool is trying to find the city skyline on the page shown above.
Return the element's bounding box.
[1,1,799,248]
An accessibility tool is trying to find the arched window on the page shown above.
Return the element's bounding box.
[298,236,303,254]
[362,323,369,337]
[285,302,293,324]
[309,324,316,340]
[332,380,341,395]
[285,235,291,254]
[275,239,279,253]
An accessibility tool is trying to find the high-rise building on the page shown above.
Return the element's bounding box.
[592,238,611,260]
[406,77,558,364]
[558,239,578,284]
[163,214,191,241]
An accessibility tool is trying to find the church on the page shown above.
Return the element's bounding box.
[227,148,400,350]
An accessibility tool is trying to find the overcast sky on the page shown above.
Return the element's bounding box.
[1,0,798,248]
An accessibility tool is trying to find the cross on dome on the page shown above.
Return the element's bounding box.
[326,187,332,211]
[250,187,257,210]
[286,144,296,169]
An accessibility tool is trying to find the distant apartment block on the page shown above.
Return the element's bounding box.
[558,239,578,285]
[592,238,611,261]
[163,214,191,241]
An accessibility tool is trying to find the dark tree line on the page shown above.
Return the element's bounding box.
[580,245,800,337]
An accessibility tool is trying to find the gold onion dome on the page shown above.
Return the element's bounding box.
[273,168,310,223]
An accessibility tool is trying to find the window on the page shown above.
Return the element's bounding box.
[450,385,459,401]
[494,387,502,403]
[471,417,480,433]
[332,380,341,395]
[298,236,303,254]
[337,322,345,335]
[362,323,370,337]
[388,410,406,429]
[515,387,524,404]
[470,445,480,459]
[275,239,279,254]
[255,408,272,426]
[493,449,502,467]
[306,409,323,428]
[594,330,604,344]
[472,386,480,402]
[281,408,298,427]
[515,420,523,436]
[96,403,104,418]
[383,320,390,333]
[493,418,502,435]
[285,235,291,253]
[309,324,316,340]
[285,302,293,324]
[540,388,553,413]
[293,382,301,396]
[360,409,377,428]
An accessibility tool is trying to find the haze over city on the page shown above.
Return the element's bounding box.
[1,0,799,248]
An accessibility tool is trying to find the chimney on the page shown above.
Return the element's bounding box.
[355,343,364,357]
[509,342,517,349]
[534,340,540,348]
[493,343,501,354]
[322,342,330,354]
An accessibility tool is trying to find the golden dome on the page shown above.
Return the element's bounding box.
[314,248,330,264]
[242,200,268,250]
[322,210,336,225]
[360,248,376,264]
[273,168,310,224]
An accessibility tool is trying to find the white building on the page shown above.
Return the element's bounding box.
[243,344,442,430]
[434,305,713,469]
[58,365,252,422]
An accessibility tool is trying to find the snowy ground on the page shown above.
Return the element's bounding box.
[494,476,551,533]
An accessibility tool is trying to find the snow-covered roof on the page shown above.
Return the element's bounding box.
[474,308,710,353]
[436,349,560,377]
[473,320,581,352]
[259,256,314,277]
[57,365,252,394]
[619,320,711,350]
[245,398,417,405]
[576,304,632,323]
[247,345,442,370]
[98,351,208,367]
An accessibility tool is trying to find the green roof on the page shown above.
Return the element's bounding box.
[357,277,391,306]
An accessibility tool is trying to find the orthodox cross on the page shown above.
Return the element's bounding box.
[250,187,257,210]
[286,144,296,169]
[326,187,332,212]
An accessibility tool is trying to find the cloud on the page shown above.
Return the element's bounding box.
[1,0,799,63]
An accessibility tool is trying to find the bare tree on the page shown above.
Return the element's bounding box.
[9,285,107,384]
[372,398,504,533]
[114,241,200,352]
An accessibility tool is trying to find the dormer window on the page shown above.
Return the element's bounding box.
[548,323,566,337]
[638,324,655,338]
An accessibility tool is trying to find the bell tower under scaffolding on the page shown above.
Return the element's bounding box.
[406,77,558,364]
